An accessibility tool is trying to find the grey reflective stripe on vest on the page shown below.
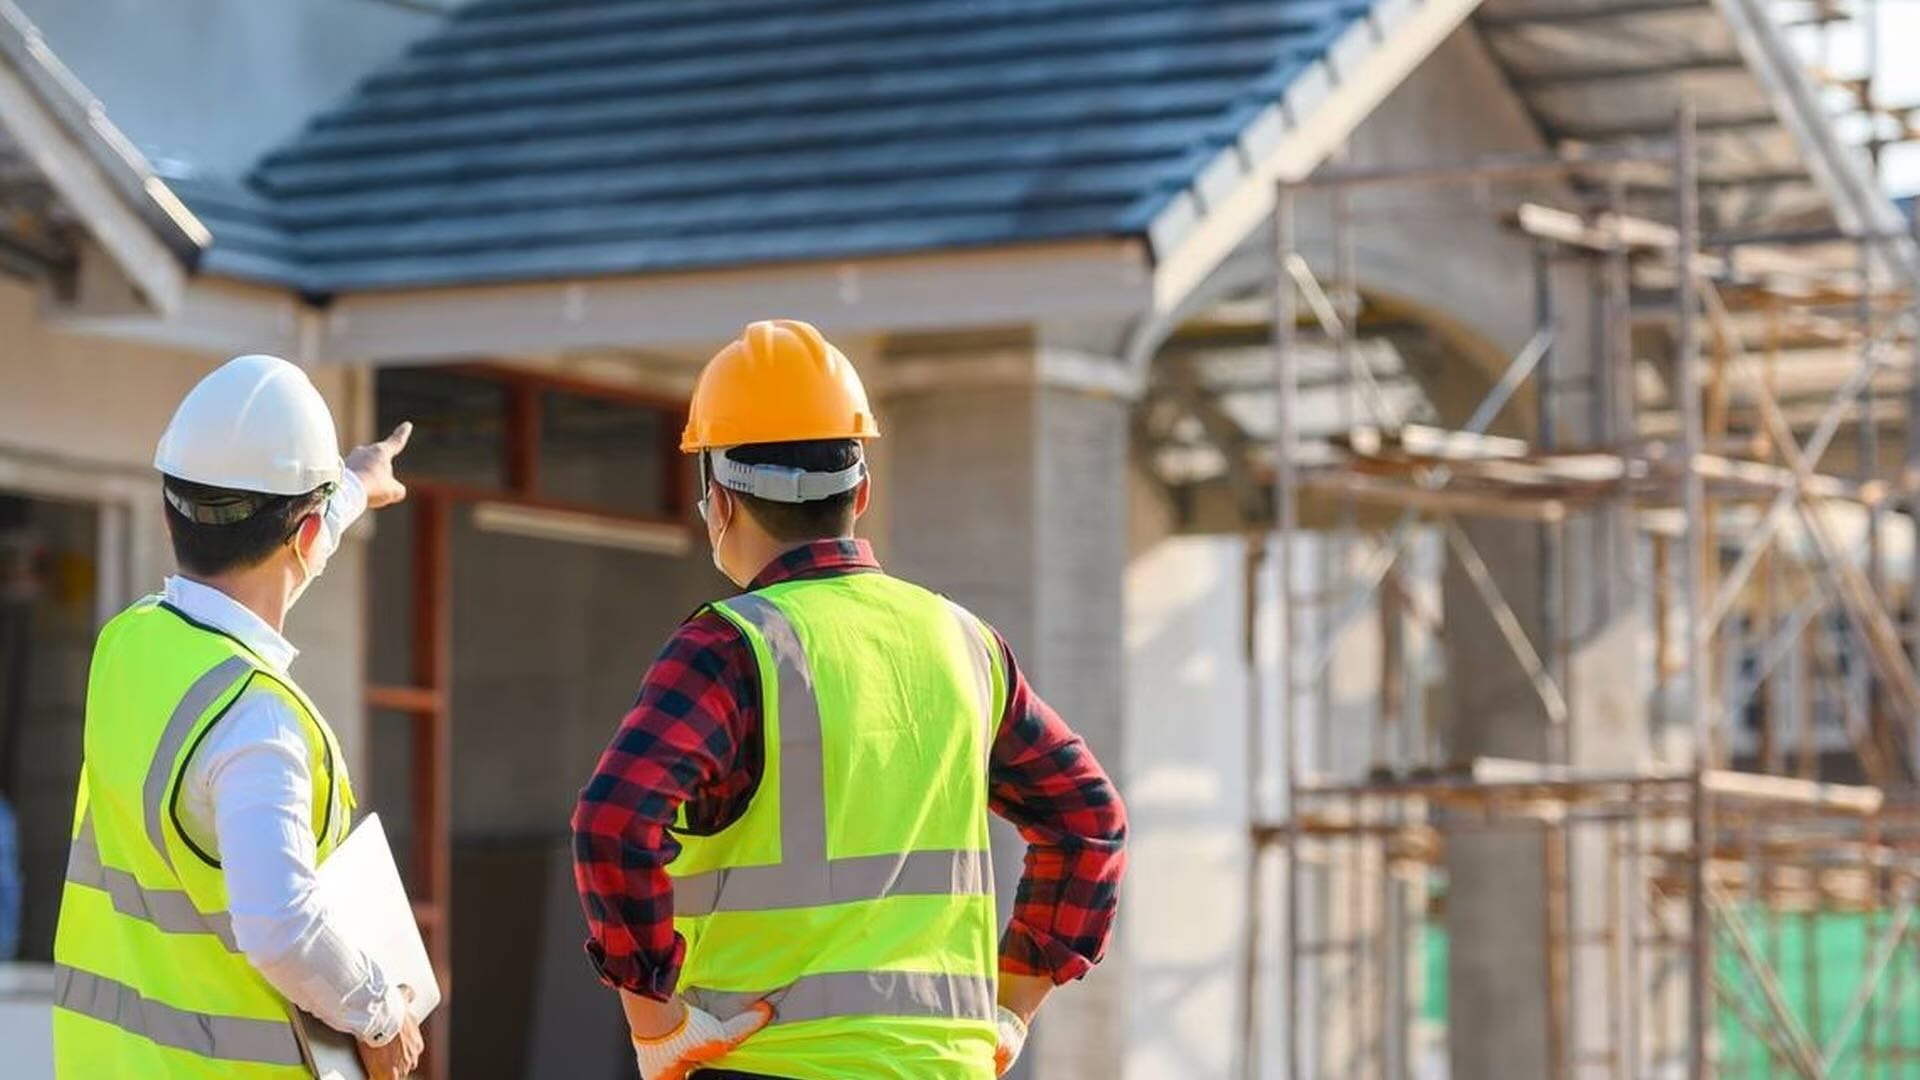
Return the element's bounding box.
[685,971,995,1025]
[66,813,239,951]
[675,848,992,917]
[942,600,999,764]
[141,656,253,873]
[54,963,305,1067]
[672,593,995,916]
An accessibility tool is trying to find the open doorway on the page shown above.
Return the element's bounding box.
[0,492,99,966]
[364,365,718,1080]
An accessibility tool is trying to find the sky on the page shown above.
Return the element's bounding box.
[1785,2,1920,197]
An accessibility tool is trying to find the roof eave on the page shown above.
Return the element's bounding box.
[1142,0,1488,319]
[0,0,209,311]
[62,236,1156,361]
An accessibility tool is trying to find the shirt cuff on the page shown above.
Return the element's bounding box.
[586,933,687,1002]
[322,467,369,552]
[358,981,409,1046]
[998,918,1095,986]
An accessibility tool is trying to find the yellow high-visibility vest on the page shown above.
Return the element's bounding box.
[668,573,1007,1079]
[53,598,354,1078]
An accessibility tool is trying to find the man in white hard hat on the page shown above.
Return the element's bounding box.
[50,354,423,1079]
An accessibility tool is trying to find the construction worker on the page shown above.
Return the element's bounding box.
[571,320,1128,1080]
[51,355,423,1079]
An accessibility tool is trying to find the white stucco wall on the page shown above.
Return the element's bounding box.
[13,0,451,179]
[1122,532,1270,1080]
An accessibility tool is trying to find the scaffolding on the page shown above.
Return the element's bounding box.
[1239,110,1920,1078]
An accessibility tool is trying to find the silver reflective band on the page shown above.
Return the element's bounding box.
[54,964,306,1066]
[709,447,866,504]
[67,815,239,951]
[675,848,990,917]
[944,600,999,763]
[142,655,253,873]
[685,971,995,1026]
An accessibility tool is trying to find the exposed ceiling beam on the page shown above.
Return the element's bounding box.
[1509,56,1747,90]
[1618,170,1816,196]
[1477,0,1709,28]
[1548,111,1778,143]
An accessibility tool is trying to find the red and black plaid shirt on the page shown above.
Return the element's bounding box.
[571,538,1127,1000]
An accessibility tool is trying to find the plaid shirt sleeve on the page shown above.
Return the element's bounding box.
[569,610,757,1000]
[987,630,1129,984]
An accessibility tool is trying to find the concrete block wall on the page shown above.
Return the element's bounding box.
[879,343,1132,1080]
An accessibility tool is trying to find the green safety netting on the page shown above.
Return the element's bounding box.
[1419,913,1920,1072]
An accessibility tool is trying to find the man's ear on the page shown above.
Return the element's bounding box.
[293,512,325,558]
[852,474,872,520]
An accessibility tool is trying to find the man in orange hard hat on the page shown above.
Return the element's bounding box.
[572,320,1128,1080]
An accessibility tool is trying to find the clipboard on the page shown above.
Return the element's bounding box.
[290,814,440,1078]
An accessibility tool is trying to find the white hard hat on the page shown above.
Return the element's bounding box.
[154,355,344,498]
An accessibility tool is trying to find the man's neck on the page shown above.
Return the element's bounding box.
[181,569,289,633]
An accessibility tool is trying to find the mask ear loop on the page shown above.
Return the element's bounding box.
[696,451,715,522]
[285,512,319,606]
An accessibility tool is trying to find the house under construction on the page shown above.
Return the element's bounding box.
[0,0,1917,1078]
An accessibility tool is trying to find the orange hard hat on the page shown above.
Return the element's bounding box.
[680,319,881,452]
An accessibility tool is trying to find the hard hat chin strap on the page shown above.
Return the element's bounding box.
[706,447,865,505]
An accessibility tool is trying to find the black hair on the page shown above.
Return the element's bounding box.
[722,439,862,543]
[162,477,328,577]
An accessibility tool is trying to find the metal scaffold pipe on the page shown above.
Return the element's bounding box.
[1673,103,1715,1080]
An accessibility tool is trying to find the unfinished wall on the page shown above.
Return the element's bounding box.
[878,336,1132,1080]
[1122,23,1654,1079]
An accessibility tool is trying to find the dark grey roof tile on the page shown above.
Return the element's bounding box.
[181,0,1379,291]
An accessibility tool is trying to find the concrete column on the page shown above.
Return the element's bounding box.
[1434,257,1650,1079]
[879,331,1132,1080]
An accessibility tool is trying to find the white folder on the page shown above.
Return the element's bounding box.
[292,814,441,1079]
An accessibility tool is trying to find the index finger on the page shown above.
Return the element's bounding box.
[380,421,414,455]
[399,984,415,1003]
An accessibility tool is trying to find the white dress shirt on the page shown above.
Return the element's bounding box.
[165,472,408,1045]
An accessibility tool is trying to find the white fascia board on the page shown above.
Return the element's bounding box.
[0,51,188,314]
[1147,0,1486,316]
[50,274,303,356]
[314,240,1153,363]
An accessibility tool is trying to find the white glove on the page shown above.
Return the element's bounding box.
[632,1001,772,1080]
[994,1005,1029,1077]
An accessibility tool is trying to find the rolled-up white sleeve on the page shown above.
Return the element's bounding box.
[194,694,408,1043]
